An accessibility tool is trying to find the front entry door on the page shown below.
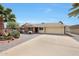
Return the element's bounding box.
[35,27,38,33]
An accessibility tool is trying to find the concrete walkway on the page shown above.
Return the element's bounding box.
[0,34,79,56]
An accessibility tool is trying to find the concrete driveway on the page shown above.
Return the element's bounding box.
[0,34,39,52]
[1,34,79,56]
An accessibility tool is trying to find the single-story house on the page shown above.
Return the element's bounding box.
[20,22,65,34]
[69,25,79,34]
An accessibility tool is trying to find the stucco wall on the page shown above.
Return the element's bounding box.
[70,28,79,34]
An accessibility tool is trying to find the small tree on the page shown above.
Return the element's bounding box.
[7,22,19,30]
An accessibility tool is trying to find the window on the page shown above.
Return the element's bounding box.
[39,27,43,30]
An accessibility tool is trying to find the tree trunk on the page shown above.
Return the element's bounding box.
[0,17,4,35]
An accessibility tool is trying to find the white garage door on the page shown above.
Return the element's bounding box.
[45,27,64,34]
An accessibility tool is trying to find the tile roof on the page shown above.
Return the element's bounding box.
[70,25,79,28]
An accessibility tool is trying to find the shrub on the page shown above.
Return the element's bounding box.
[0,35,12,41]
[10,30,20,38]
[5,36,13,40]
[0,30,20,41]
[0,35,14,41]
[0,36,5,41]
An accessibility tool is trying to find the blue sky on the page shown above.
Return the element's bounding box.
[1,3,79,25]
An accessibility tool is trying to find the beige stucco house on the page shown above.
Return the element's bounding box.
[20,22,65,34]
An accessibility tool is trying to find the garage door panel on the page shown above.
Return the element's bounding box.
[45,27,64,34]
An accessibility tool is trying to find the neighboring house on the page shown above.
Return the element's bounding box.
[20,22,65,34]
[69,25,79,34]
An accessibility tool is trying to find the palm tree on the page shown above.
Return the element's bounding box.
[4,8,16,22]
[0,4,16,35]
[68,3,79,17]
[8,14,16,22]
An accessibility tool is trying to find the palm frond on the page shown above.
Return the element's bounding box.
[69,3,79,10]
[4,8,12,15]
[68,9,79,17]
[8,18,16,22]
[0,4,16,22]
[9,14,16,19]
[0,4,4,10]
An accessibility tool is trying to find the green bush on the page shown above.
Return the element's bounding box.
[5,36,13,40]
[0,35,12,41]
[10,30,20,38]
[0,36,5,41]
[0,30,20,41]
